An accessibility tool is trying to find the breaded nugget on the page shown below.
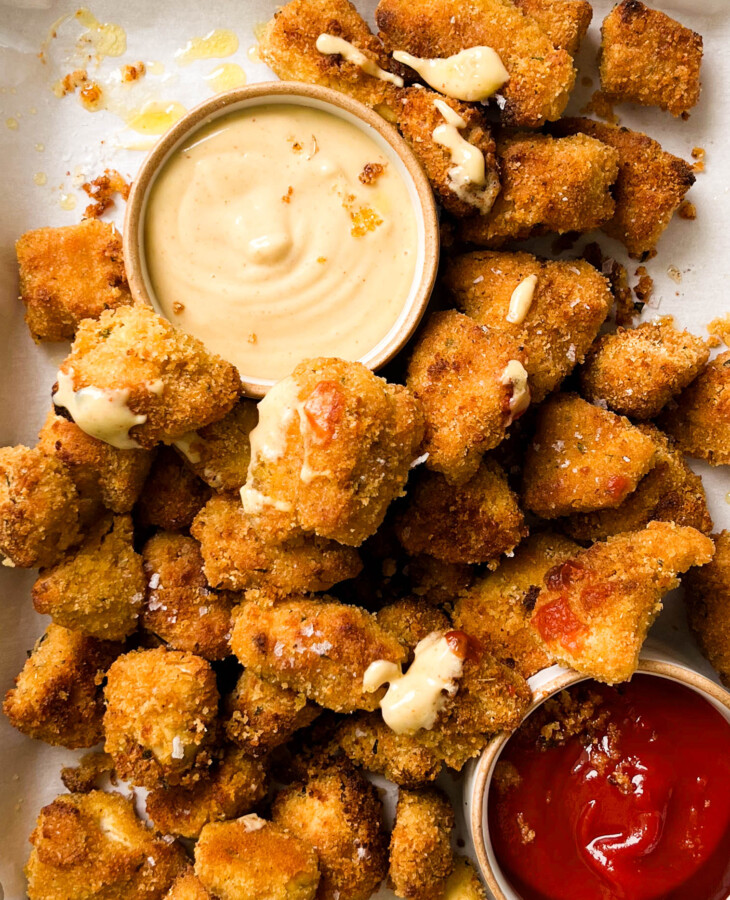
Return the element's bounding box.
[141,533,234,661]
[685,531,730,686]
[225,669,319,757]
[579,319,709,419]
[521,393,658,518]
[406,310,528,486]
[39,411,152,515]
[146,745,267,839]
[454,532,580,677]
[32,514,144,641]
[443,858,487,900]
[241,358,423,546]
[0,445,82,567]
[165,868,213,900]
[395,461,526,567]
[600,0,703,117]
[396,87,500,217]
[443,252,613,404]
[26,791,187,900]
[531,522,714,683]
[565,425,712,541]
[377,598,450,658]
[389,788,454,900]
[54,305,242,449]
[191,495,362,597]
[3,624,120,748]
[231,594,407,713]
[553,118,695,257]
[272,761,388,900]
[513,0,592,55]
[659,351,730,466]
[376,0,575,126]
[459,132,618,248]
[135,446,212,532]
[103,647,219,789]
[174,399,258,493]
[16,219,133,343]
[195,815,320,900]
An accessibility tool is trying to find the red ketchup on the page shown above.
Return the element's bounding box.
[488,676,730,900]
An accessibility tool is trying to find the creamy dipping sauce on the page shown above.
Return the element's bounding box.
[392,47,508,102]
[144,104,419,382]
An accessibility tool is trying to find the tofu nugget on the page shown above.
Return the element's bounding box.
[272,761,388,900]
[3,624,120,748]
[389,788,454,900]
[191,495,362,597]
[531,522,714,683]
[135,446,212,532]
[580,319,710,419]
[553,118,695,257]
[231,594,407,713]
[521,394,658,518]
[406,311,528,486]
[16,219,133,343]
[600,0,703,118]
[103,647,219,789]
[146,745,267,839]
[458,133,619,248]
[443,251,613,404]
[0,445,82,568]
[659,351,730,466]
[165,869,212,900]
[241,358,423,546]
[685,531,730,687]
[395,461,527,567]
[141,532,234,661]
[195,815,320,900]
[376,0,576,126]
[454,532,581,677]
[54,305,241,449]
[377,598,451,658]
[513,0,592,55]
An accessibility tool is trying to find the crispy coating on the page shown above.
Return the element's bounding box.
[195,816,320,900]
[513,0,592,54]
[141,532,234,661]
[165,869,213,900]
[225,669,319,758]
[659,351,730,466]
[458,133,619,248]
[685,531,730,687]
[191,494,362,597]
[26,791,187,900]
[33,514,145,641]
[377,598,450,658]
[389,788,454,900]
[16,219,133,343]
[406,310,527,486]
[146,745,268,839]
[0,445,82,567]
[242,358,424,546]
[396,86,500,217]
[60,751,116,794]
[443,858,487,900]
[521,394,658,518]
[454,532,580,677]
[407,555,475,608]
[579,319,709,419]
[395,461,526,566]
[531,522,714,683]
[3,624,120,749]
[231,594,407,713]
[135,446,212,532]
[272,761,388,900]
[600,0,703,117]
[553,118,695,257]
[565,424,713,542]
[56,305,242,449]
[103,647,220,789]
[174,399,258,493]
[376,0,575,127]
[443,251,613,404]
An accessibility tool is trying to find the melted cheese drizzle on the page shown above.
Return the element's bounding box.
[173,432,205,464]
[52,370,146,449]
[506,274,538,325]
[500,360,531,425]
[392,46,509,102]
[363,632,464,735]
[432,98,486,200]
[316,33,404,86]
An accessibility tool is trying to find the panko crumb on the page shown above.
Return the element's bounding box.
[82,169,131,219]
[692,147,706,173]
[359,162,385,185]
[678,200,697,220]
[708,314,730,348]
[580,89,619,124]
[633,266,654,304]
[121,61,146,82]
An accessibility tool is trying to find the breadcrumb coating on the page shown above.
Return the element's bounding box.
[442,857,487,900]
[377,598,450,659]
[407,554,476,608]
[513,0,592,55]
[135,446,212,532]
[531,522,715,683]
[685,531,730,687]
[60,751,116,794]
[389,788,454,900]
[164,868,213,900]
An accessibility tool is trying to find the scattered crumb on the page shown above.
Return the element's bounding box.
[581,90,619,124]
[691,147,705,173]
[121,61,146,83]
[61,752,116,793]
[317,256,327,264]
[172,301,185,314]
[610,259,638,327]
[708,314,730,348]
[248,333,257,343]
[667,265,682,284]
[633,266,654,304]
[516,812,536,844]
[678,201,697,220]
[359,162,386,185]
[82,168,130,218]
[54,69,88,97]
[282,185,293,204]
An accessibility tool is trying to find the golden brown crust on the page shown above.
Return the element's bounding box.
[685,531,730,687]
[443,858,488,900]
[164,869,213,900]
[376,598,450,659]
[389,788,454,900]
[512,0,592,55]
[60,752,116,794]
[135,447,212,532]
